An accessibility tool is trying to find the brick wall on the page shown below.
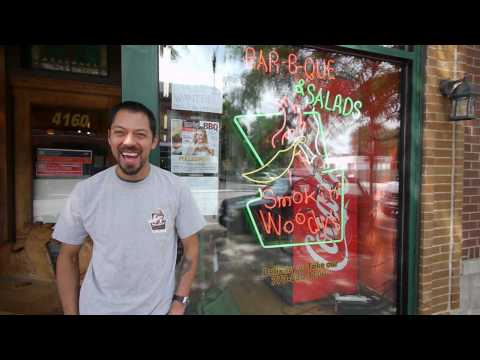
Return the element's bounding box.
[419,45,463,314]
[461,45,480,261]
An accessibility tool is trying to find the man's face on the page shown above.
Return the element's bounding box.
[108,110,158,179]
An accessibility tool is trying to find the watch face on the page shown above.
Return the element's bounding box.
[174,295,189,304]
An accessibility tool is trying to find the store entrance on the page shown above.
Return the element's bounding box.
[0,45,121,314]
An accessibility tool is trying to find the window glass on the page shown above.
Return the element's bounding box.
[159,45,403,315]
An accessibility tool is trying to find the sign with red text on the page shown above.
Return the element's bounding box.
[35,148,92,178]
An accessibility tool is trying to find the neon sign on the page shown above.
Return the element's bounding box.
[294,79,363,117]
[233,102,347,249]
[258,190,342,236]
[244,47,336,81]
[243,170,346,249]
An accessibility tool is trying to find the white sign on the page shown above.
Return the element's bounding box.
[172,84,223,114]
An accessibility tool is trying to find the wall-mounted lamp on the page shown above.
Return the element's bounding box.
[440,76,480,121]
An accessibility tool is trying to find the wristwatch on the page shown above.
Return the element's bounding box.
[172,294,190,306]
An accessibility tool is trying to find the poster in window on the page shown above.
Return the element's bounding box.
[170,119,219,174]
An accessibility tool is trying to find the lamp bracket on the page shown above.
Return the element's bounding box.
[439,78,464,98]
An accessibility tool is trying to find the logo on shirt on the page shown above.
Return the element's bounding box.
[149,209,167,233]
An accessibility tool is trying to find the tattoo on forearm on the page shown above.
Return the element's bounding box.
[179,257,193,276]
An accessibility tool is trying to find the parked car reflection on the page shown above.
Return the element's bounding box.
[219,177,291,234]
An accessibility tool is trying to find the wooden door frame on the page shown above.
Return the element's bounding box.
[0,46,9,244]
[10,74,120,245]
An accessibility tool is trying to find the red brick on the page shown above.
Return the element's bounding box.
[463,239,478,247]
[465,152,479,161]
[472,145,480,153]
[464,187,479,196]
[471,196,480,203]
[465,170,480,178]
[465,205,479,212]
[424,149,454,158]
[469,213,480,221]
[465,136,480,144]
[464,221,478,230]
[469,230,480,239]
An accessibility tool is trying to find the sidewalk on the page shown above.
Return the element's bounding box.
[0,275,62,315]
[0,226,62,315]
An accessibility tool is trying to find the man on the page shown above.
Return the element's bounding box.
[54,101,205,315]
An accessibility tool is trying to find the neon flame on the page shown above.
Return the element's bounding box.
[241,137,305,185]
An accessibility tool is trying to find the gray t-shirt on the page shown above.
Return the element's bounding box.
[52,165,206,315]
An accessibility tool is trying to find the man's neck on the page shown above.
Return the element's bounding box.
[115,163,151,183]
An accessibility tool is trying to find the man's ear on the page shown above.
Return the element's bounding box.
[152,135,159,150]
[107,129,112,147]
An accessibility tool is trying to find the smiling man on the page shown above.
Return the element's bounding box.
[54,101,205,315]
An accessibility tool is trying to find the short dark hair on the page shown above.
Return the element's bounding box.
[110,101,157,137]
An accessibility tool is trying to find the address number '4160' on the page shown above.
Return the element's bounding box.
[51,112,91,128]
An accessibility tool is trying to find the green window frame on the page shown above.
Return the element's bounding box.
[341,45,425,315]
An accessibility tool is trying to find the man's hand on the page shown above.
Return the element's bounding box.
[168,300,187,315]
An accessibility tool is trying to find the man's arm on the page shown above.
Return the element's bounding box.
[56,243,82,315]
[168,233,199,315]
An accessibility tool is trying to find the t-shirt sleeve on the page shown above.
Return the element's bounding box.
[175,180,207,239]
[52,182,88,245]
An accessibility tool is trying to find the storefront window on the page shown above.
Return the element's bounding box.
[158,45,403,315]
[32,106,112,223]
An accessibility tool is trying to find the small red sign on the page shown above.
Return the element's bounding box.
[36,161,83,177]
[35,148,92,178]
